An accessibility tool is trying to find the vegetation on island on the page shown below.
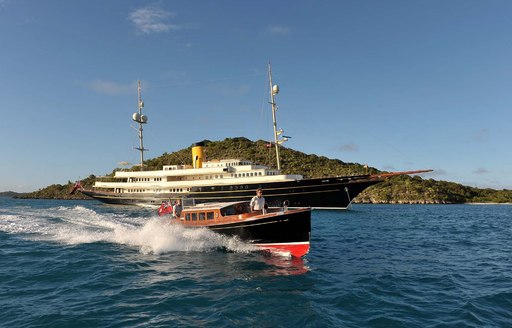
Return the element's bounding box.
[14,175,97,200]
[13,137,512,204]
[0,191,21,198]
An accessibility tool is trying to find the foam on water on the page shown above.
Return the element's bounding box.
[0,204,257,255]
[2,199,512,327]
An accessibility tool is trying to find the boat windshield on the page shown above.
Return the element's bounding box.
[221,202,250,216]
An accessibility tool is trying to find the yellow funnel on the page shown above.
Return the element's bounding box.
[192,142,205,168]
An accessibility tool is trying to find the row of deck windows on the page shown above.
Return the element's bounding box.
[129,178,163,182]
[185,212,215,221]
[231,172,265,178]
[126,188,189,193]
[128,171,278,183]
[204,175,224,179]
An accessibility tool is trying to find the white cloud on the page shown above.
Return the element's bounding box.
[129,7,180,34]
[473,168,489,175]
[87,80,136,95]
[266,25,291,36]
[336,142,359,152]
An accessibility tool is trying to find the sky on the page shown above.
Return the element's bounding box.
[1,0,511,192]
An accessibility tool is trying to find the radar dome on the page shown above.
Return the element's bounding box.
[272,84,279,95]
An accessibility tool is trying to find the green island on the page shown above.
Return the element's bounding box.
[11,137,512,204]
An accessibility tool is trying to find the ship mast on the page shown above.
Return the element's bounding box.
[268,62,288,170]
[132,80,148,171]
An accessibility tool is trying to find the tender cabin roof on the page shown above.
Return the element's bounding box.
[182,201,248,211]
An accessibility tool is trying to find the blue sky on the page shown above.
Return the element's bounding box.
[1,0,511,192]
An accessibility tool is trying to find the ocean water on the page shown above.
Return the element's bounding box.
[0,198,511,327]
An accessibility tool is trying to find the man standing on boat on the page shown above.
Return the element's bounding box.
[250,188,266,213]
[173,199,183,219]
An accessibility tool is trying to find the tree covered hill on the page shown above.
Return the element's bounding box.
[0,191,21,197]
[15,137,512,203]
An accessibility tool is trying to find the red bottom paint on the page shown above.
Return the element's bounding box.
[257,242,310,257]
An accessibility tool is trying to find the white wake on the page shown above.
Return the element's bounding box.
[0,205,257,255]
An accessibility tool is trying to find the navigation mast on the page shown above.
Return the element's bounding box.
[132,80,148,170]
[268,62,288,170]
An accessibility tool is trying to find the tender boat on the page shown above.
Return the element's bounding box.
[163,201,311,257]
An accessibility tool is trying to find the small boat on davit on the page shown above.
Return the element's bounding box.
[160,201,311,257]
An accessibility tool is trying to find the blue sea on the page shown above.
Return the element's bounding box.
[1,198,511,327]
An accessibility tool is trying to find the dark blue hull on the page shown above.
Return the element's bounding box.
[81,176,382,209]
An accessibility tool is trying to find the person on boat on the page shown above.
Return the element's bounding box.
[173,199,183,219]
[250,188,266,213]
[158,201,171,216]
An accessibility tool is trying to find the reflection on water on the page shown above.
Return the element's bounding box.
[260,254,309,276]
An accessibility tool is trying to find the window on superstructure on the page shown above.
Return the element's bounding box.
[185,213,191,221]
[191,213,197,221]
[207,212,214,220]
[199,213,205,220]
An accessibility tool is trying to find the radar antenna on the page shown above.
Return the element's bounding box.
[268,62,289,170]
[132,80,149,170]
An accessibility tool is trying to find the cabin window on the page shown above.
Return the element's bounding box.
[191,213,197,221]
[199,213,205,220]
[207,212,214,220]
[223,207,236,216]
[185,213,191,221]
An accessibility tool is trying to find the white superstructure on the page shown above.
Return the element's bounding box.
[93,158,303,195]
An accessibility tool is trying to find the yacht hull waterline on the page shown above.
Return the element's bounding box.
[79,175,383,209]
